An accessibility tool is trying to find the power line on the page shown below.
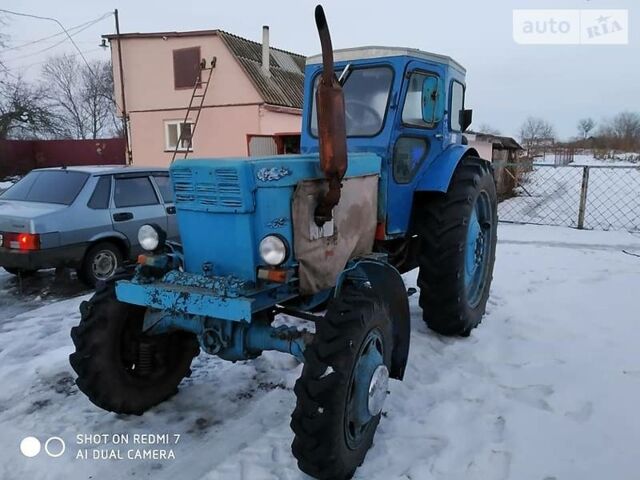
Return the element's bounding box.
[9,48,105,73]
[1,16,108,64]
[0,13,110,54]
[0,8,113,75]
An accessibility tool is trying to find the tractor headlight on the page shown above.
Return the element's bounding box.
[138,224,165,252]
[259,235,288,266]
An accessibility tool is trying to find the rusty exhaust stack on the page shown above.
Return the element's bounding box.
[313,5,348,226]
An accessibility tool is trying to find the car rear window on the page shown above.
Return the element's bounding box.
[88,176,112,209]
[0,170,89,205]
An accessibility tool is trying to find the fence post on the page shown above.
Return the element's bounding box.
[577,166,590,229]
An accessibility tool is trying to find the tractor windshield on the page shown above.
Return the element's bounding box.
[310,66,393,137]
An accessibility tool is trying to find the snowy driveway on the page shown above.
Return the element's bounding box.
[1,224,639,480]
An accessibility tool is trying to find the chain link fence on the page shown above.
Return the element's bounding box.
[497,163,640,232]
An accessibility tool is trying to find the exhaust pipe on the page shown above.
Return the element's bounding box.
[313,5,348,227]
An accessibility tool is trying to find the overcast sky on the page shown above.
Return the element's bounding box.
[1,0,638,139]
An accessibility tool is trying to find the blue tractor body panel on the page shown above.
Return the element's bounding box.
[166,154,381,283]
[415,144,480,192]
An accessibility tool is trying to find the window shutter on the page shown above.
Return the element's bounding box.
[173,47,201,89]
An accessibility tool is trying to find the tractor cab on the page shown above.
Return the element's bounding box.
[302,47,474,236]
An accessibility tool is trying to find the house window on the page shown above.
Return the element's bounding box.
[173,47,201,89]
[165,120,194,151]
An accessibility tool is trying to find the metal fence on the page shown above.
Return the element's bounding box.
[497,163,640,232]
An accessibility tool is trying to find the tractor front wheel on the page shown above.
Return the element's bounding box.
[291,286,393,480]
[416,156,497,336]
[69,279,199,415]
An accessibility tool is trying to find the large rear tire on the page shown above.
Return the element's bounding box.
[416,157,497,336]
[291,286,393,479]
[69,278,199,415]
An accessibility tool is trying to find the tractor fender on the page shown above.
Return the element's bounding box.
[415,144,480,192]
[336,257,410,380]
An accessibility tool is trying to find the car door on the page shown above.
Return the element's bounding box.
[150,172,180,242]
[110,173,168,258]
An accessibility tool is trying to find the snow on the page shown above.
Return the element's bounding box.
[1,224,640,479]
[499,154,640,231]
[0,181,14,191]
[571,154,638,167]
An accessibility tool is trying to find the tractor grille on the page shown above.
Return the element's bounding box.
[171,166,251,212]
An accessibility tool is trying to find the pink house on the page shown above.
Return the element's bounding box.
[104,28,304,167]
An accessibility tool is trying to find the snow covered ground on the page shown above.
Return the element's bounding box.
[499,155,640,231]
[1,224,640,480]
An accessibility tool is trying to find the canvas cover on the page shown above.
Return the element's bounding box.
[292,175,378,294]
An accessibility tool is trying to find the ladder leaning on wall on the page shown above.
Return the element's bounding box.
[171,57,217,164]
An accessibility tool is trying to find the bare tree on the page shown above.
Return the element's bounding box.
[0,14,10,75]
[519,117,555,155]
[476,123,502,135]
[41,54,119,139]
[0,77,57,139]
[597,112,640,151]
[577,118,596,139]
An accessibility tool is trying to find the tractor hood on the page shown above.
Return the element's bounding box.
[169,153,381,283]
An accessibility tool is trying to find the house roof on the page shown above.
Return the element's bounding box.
[469,132,523,150]
[104,29,305,110]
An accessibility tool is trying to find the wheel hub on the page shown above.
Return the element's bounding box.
[464,192,493,308]
[92,250,116,279]
[345,329,386,449]
[367,364,389,416]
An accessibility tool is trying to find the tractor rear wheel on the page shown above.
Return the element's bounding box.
[291,286,393,480]
[69,278,199,415]
[416,157,497,336]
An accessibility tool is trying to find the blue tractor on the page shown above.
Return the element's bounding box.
[70,6,497,479]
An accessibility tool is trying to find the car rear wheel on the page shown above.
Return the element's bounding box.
[78,242,123,287]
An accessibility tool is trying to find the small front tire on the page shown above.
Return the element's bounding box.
[291,286,393,480]
[69,279,199,415]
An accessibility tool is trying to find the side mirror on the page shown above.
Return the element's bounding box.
[460,109,473,132]
[421,76,440,124]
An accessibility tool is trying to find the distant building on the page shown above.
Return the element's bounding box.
[104,27,304,166]
[466,132,525,198]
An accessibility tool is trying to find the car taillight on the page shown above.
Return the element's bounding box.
[1,232,40,250]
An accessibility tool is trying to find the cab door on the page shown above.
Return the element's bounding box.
[385,61,446,235]
[110,174,167,258]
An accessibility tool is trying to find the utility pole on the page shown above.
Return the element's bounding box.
[114,9,132,164]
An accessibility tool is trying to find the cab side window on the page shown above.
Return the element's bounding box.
[402,72,443,128]
[449,81,465,132]
[393,137,430,184]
